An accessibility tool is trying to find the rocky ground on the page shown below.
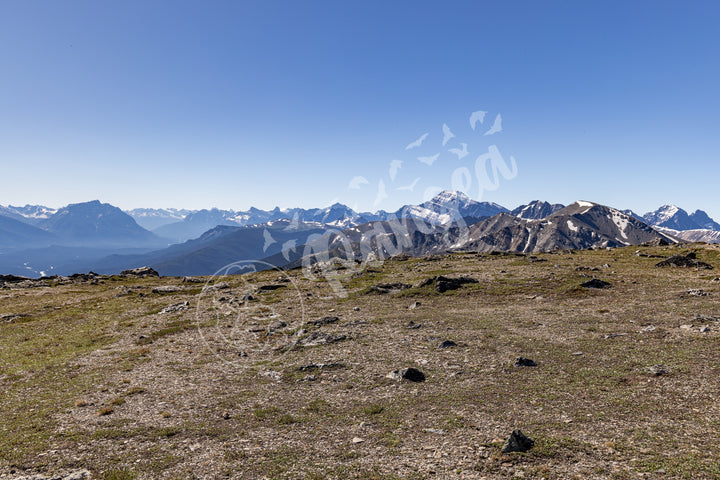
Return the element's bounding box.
[1,244,720,479]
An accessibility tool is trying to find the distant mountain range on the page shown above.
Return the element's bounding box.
[1,193,719,276]
[145,191,508,243]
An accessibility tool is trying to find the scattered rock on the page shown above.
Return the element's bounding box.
[686,289,709,297]
[306,316,339,326]
[298,362,346,371]
[386,367,426,382]
[423,428,446,435]
[203,282,230,292]
[580,278,612,289]
[679,324,694,331]
[405,321,422,330]
[502,430,535,453]
[120,266,159,277]
[267,320,288,333]
[514,357,537,367]
[409,301,422,310]
[160,301,190,314]
[655,253,713,270]
[368,283,412,294]
[241,292,254,301]
[641,325,656,332]
[257,284,287,292]
[438,340,457,349]
[646,364,668,376]
[642,237,670,247]
[353,306,360,311]
[182,276,204,283]
[0,274,31,284]
[699,326,711,333]
[1,313,29,323]
[695,314,720,322]
[352,437,365,444]
[298,331,347,347]
[152,285,182,293]
[604,333,627,339]
[415,275,478,293]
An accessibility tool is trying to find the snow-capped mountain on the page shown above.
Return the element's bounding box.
[643,205,701,231]
[395,191,508,225]
[511,200,565,220]
[0,204,57,225]
[642,205,720,231]
[454,201,677,253]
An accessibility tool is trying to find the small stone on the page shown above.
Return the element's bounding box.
[580,278,612,289]
[679,324,694,331]
[387,367,426,382]
[514,357,537,367]
[438,340,457,349]
[646,364,668,376]
[306,316,339,326]
[409,301,421,310]
[222,411,231,420]
[686,289,709,297]
[353,307,361,311]
[502,430,535,453]
[352,437,365,444]
[699,326,711,333]
[405,321,422,329]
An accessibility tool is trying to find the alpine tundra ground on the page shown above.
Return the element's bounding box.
[1,243,720,479]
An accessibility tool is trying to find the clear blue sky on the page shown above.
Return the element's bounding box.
[1,1,718,218]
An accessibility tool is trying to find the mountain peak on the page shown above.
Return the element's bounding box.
[430,190,473,204]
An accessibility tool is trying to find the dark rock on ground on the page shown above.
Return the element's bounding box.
[306,316,339,326]
[415,275,478,293]
[0,274,31,283]
[514,357,537,367]
[685,289,709,297]
[298,362,346,371]
[298,331,347,347]
[387,367,426,382]
[121,266,159,277]
[267,319,288,332]
[642,237,670,247]
[439,340,457,348]
[368,283,412,294]
[406,321,422,329]
[580,278,612,289]
[646,364,668,376]
[257,284,287,292]
[655,253,713,270]
[502,430,535,453]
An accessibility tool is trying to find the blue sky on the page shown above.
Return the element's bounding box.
[1,1,718,218]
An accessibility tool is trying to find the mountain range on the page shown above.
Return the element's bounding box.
[1,193,719,277]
